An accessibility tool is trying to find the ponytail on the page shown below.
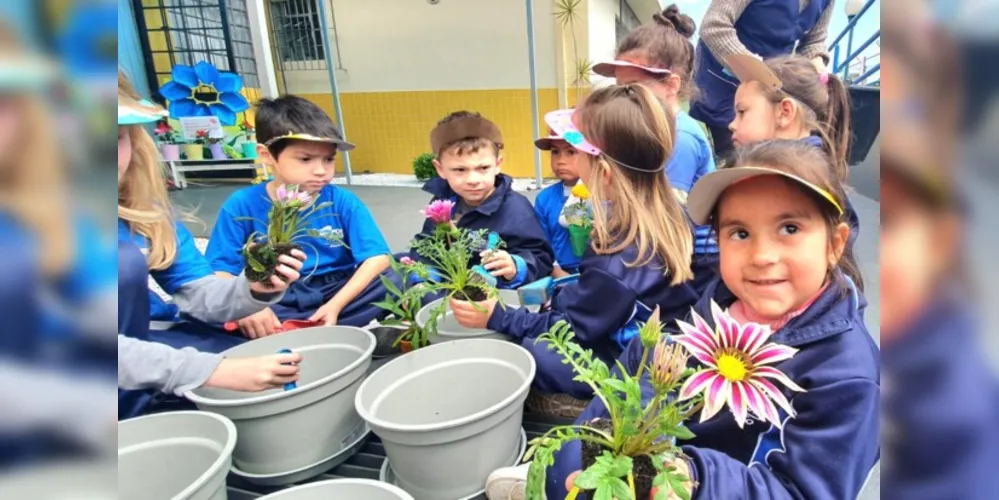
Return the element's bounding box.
[822,73,852,184]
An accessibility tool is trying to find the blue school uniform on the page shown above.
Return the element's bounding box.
[487,243,707,398]
[416,174,553,288]
[206,183,393,326]
[882,289,999,500]
[544,273,880,499]
[533,182,580,274]
[691,0,833,129]
[668,111,716,193]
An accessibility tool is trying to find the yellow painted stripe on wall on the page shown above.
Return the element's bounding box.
[300,88,563,179]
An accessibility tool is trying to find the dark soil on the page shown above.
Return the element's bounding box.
[245,243,299,283]
[458,286,488,302]
[580,419,656,499]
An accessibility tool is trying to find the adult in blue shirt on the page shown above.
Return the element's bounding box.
[206,95,393,338]
[691,0,835,158]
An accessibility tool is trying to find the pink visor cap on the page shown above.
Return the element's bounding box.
[543,109,602,156]
[592,59,673,78]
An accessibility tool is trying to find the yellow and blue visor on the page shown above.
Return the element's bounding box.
[118,99,168,125]
[263,132,356,151]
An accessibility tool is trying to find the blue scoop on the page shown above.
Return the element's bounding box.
[471,232,503,288]
[277,348,298,391]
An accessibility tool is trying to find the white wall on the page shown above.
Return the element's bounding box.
[588,0,620,86]
[282,0,558,94]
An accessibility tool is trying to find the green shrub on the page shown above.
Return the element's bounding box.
[412,152,438,181]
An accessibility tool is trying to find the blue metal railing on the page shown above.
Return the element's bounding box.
[828,0,880,85]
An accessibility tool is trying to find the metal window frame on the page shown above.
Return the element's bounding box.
[270,0,327,68]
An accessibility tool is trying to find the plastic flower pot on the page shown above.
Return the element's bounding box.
[209,143,227,159]
[161,143,181,161]
[186,326,375,480]
[242,141,258,159]
[183,143,205,160]
[416,289,526,345]
[366,324,409,358]
[257,478,415,500]
[118,411,236,500]
[0,461,115,498]
[568,224,591,257]
[355,339,536,500]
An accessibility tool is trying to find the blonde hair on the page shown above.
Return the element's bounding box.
[117,69,177,270]
[577,84,693,285]
[0,25,70,276]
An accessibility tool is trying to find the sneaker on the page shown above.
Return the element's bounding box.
[485,463,530,500]
[525,390,590,419]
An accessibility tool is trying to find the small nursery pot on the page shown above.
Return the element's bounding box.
[355,339,536,500]
[417,289,525,345]
[257,478,414,500]
[366,324,409,358]
[568,224,592,258]
[183,143,205,160]
[118,411,236,500]
[209,143,226,159]
[242,141,258,159]
[187,326,375,478]
[161,143,181,161]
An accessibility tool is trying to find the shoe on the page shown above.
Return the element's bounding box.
[485,463,530,500]
[525,390,590,419]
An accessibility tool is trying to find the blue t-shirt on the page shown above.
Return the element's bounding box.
[533,182,579,271]
[118,218,214,321]
[666,110,716,193]
[206,184,390,280]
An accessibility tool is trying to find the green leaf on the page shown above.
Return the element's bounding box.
[608,477,634,500]
[669,425,696,441]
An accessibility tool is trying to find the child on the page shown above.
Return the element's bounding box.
[592,4,715,199]
[117,72,306,418]
[415,110,553,287]
[691,0,835,158]
[487,140,880,499]
[727,54,863,288]
[206,96,393,338]
[533,125,584,277]
[451,85,702,417]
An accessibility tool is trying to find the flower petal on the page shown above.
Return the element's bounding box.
[750,377,797,421]
[700,375,730,423]
[754,366,806,392]
[159,81,192,101]
[194,104,212,117]
[692,310,722,351]
[750,344,798,367]
[673,334,717,369]
[678,316,719,354]
[729,381,750,428]
[744,323,775,356]
[194,60,219,85]
[747,384,782,428]
[215,72,243,93]
[171,64,198,88]
[168,98,198,118]
[678,369,718,401]
[209,103,237,126]
[711,301,737,348]
[220,92,250,114]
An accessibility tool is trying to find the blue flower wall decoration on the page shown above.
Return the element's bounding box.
[158,61,249,126]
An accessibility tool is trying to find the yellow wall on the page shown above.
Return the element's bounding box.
[300,89,564,179]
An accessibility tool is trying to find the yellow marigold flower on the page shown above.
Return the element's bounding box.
[571,183,591,200]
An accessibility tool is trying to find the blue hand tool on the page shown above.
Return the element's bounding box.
[277,348,298,391]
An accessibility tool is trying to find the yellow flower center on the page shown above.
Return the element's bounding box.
[717,354,748,382]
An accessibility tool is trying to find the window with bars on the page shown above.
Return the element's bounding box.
[615,0,641,46]
[135,0,260,93]
[270,0,325,64]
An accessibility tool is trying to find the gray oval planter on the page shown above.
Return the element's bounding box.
[187,326,374,479]
[257,478,414,500]
[355,339,536,500]
[119,411,236,500]
[417,289,534,344]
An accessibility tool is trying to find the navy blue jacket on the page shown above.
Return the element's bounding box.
[415,174,554,286]
[691,0,832,129]
[882,291,999,500]
[545,274,880,499]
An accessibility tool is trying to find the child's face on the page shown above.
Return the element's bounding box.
[118,126,132,185]
[716,176,847,320]
[612,56,680,102]
[434,147,502,207]
[730,82,802,148]
[266,140,338,194]
[549,141,581,183]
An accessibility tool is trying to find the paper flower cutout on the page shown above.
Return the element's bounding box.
[158,61,249,125]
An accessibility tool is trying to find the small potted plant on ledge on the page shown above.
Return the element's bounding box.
[154,119,181,161]
[184,129,208,160]
[524,302,805,500]
[208,133,227,159]
[564,182,593,258]
[372,255,435,354]
[242,184,345,283]
[240,118,257,159]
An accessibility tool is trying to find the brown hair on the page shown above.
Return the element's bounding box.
[118,69,178,270]
[718,140,864,291]
[755,56,852,184]
[576,84,693,285]
[615,4,697,99]
[433,111,504,158]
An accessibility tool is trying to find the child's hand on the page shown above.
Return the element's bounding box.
[248,249,307,294]
[204,352,302,392]
[237,308,282,339]
[481,250,517,281]
[449,296,497,330]
[552,267,572,279]
[308,301,340,326]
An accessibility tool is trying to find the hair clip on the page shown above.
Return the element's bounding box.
[819,72,830,85]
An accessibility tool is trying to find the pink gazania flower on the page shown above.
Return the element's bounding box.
[399,256,416,266]
[673,301,805,429]
[421,199,455,225]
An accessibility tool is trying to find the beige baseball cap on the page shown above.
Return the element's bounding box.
[688,167,844,225]
[722,53,782,90]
